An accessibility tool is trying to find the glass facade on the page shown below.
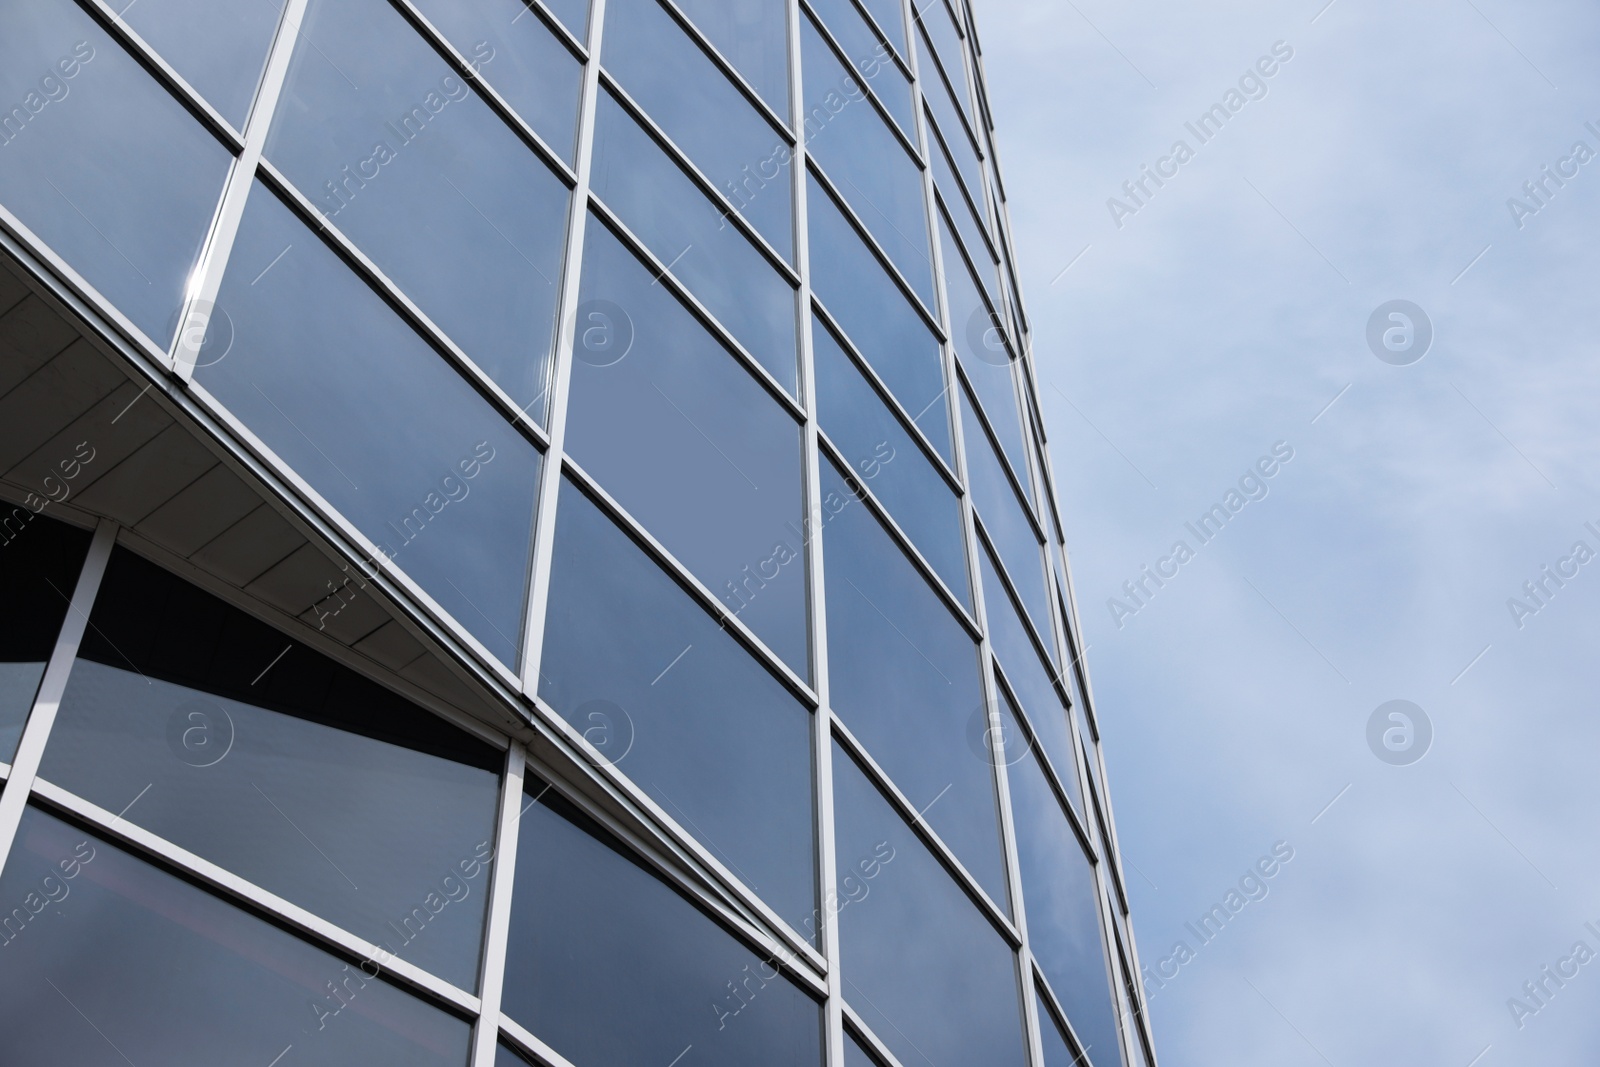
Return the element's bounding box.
[0,0,1154,1065]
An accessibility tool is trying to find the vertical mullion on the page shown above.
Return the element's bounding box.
[470,741,528,1067]
[788,1,845,1063]
[0,520,116,882]
[171,0,310,378]
[519,0,611,691]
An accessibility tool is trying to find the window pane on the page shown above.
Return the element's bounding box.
[808,175,949,461]
[857,0,906,57]
[39,547,502,991]
[539,480,816,935]
[502,779,823,1067]
[801,16,931,306]
[820,460,1005,907]
[592,88,797,390]
[942,213,1027,482]
[931,134,997,298]
[806,0,913,137]
[1007,734,1121,1067]
[117,0,282,128]
[199,182,541,667]
[544,0,590,42]
[980,543,1076,808]
[832,742,1027,1067]
[0,512,89,760]
[996,671,1080,840]
[603,0,793,260]
[813,314,966,603]
[845,1032,884,1067]
[962,386,1049,635]
[267,0,570,418]
[674,0,790,114]
[0,807,472,1066]
[923,72,983,209]
[0,0,232,346]
[566,218,808,673]
[411,0,584,161]
[913,0,971,124]
[1037,991,1088,1067]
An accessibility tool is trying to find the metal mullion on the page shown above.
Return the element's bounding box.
[171,0,308,377]
[517,0,609,693]
[582,199,805,419]
[798,2,924,165]
[787,0,847,1055]
[828,718,1018,945]
[807,159,943,339]
[518,0,590,60]
[913,18,983,165]
[650,0,793,138]
[817,432,978,639]
[810,299,960,490]
[387,0,581,185]
[30,778,480,1017]
[0,520,114,882]
[77,0,247,152]
[253,161,556,450]
[973,516,1061,688]
[500,1015,579,1067]
[521,746,830,987]
[184,376,526,693]
[990,661,1094,858]
[469,743,527,1067]
[955,359,1048,541]
[840,1004,911,1067]
[555,454,819,709]
[800,0,915,84]
[909,0,981,130]
[927,114,1000,265]
[1033,964,1098,1067]
[594,69,800,283]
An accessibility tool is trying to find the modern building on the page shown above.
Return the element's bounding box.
[0,0,1155,1064]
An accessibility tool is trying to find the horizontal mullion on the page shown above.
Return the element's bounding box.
[31,778,482,1018]
[841,1004,911,1067]
[499,1015,579,1067]
[1033,961,1098,1067]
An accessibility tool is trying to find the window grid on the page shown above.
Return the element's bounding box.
[0,0,1159,1059]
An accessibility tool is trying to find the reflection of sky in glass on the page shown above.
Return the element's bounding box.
[980,1,1600,1062]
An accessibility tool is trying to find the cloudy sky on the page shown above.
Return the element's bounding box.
[974,0,1600,1062]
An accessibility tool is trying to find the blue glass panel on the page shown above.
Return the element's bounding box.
[117,0,283,128]
[942,213,1027,481]
[199,182,541,667]
[268,0,570,417]
[801,15,932,305]
[502,779,823,1066]
[0,513,88,760]
[544,0,591,42]
[592,88,797,389]
[411,0,584,160]
[931,136,997,298]
[913,0,971,123]
[845,1032,883,1067]
[539,480,816,935]
[1037,991,1090,1067]
[962,386,1049,634]
[922,59,983,204]
[0,0,232,347]
[832,742,1028,1067]
[0,807,471,1066]
[40,548,502,992]
[605,0,793,259]
[808,175,949,461]
[805,0,914,137]
[812,315,965,602]
[996,670,1081,841]
[1008,735,1122,1067]
[674,0,790,114]
[566,218,808,673]
[856,0,906,56]
[820,460,1006,907]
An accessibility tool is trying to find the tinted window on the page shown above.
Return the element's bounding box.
[544,0,590,41]
[117,0,283,128]
[919,28,982,196]
[931,134,997,297]
[845,1032,884,1067]
[0,807,472,1066]
[40,548,502,991]
[0,0,232,346]
[996,673,1081,837]
[820,461,1005,908]
[856,0,906,57]
[591,88,797,389]
[267,0,570,418]
[832,743,1027,1067]
[565,218,808,673]
[801,16,931,306]
[1008,737,1121,1067]
[199,182,542,667]
[1037,991,1089,1067]
[0,513,89,760]
[411,0,584,161]
[813,316,966,602]
[674,0,790,114]
[501,779,823,1066]
[962,386,1049,634]
[604,0,793,259]
[808,175,949,461]
[913,0,970,123]
[806,0,913,137]
[540,481,816,935]
[943,213,1027,481]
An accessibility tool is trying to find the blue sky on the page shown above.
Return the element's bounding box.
[976,0,1600,1062]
